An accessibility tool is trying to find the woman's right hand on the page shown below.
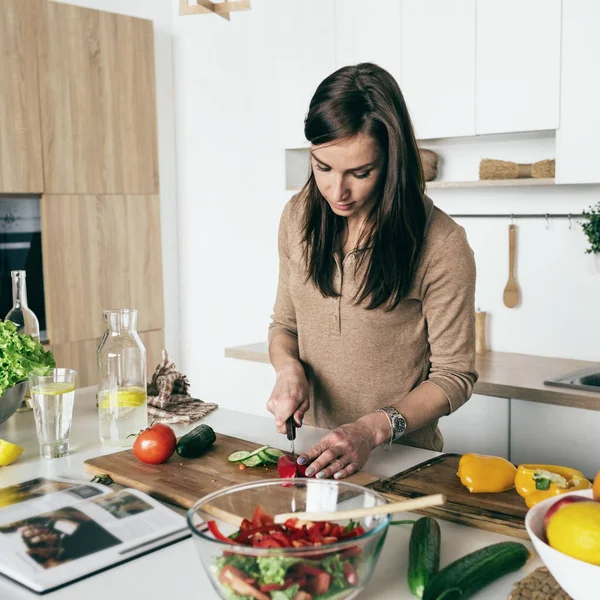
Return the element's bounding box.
[266,362,309,434]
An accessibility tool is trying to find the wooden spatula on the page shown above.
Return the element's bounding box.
[503,224,520,308]
[274,493,446,524]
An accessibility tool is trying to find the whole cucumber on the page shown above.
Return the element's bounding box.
[176,424,216,458]
[408,517,441,599]
[422,541,530,600]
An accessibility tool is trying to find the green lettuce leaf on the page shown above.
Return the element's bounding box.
[256,556,303,586]
[270,584,299,600]
[0,320,55,397]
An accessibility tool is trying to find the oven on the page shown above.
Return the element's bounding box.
[0,197,47,341]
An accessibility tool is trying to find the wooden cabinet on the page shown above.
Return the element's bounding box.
[401,0,475,140]
[510,400,600,479]
[476,0,561,135]
[51,330,164,389]
[41,194,164,345]
[335,0,402,84]
[38,2,159,194]
[275,0,336,147]
[0,0,44,193]
[438,394,510,459]
[556,0,600,184]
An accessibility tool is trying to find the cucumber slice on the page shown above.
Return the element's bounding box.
[244,445,270,459]
[241,455,264,467]
[227,451,251,463]
[263,447,285,461]
[257,450,278,465]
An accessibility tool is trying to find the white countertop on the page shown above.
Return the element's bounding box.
[0,387,542,600]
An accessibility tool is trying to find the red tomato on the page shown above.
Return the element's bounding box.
[133,423,176,464]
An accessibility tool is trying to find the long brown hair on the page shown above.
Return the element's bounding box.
[301,63,426,311]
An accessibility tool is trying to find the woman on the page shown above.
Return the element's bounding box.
[267,63,477,480]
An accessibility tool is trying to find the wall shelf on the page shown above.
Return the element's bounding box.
[286,178,557,192]
[179,0,250,21]
[426,178,556,189]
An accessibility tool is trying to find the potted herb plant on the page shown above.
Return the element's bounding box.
[580,201,600,273]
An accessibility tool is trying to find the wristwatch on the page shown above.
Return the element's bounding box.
[376,407,407,451]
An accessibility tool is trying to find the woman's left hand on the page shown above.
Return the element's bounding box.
[298,418,381,480]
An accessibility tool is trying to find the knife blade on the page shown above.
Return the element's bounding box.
[285,416,297,463]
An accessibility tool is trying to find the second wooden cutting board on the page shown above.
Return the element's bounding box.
[84,433,380,510]
[372,453,529,539]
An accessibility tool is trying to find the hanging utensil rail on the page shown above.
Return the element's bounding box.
[449,213,585,219]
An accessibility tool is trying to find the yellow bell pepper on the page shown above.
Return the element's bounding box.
[515,464,592,508]
[457,453,517,493]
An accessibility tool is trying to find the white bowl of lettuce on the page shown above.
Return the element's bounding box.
[0,320,55,425]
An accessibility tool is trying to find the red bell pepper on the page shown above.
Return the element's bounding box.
[207,520,236,544]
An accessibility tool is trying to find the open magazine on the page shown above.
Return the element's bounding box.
[0,477,190,594]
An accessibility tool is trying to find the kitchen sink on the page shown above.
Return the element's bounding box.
[544,365,600,392]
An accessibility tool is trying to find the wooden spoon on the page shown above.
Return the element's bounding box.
[274,493,446,524]
[202,493,446,528]
[503,223,520,308]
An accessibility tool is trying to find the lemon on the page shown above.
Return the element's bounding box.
[0,439,24,466]
[30,382,75,395]
[547,501,600,565]
[98,387,146,410]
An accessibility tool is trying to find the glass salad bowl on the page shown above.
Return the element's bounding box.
[187,478,391,600]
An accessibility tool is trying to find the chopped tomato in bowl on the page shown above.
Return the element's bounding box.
[187,479,390,600]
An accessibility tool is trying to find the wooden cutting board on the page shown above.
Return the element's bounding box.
[372,453,529,539]
[84,433,380,510]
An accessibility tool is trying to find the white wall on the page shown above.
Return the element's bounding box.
[53,0,181,365]
[172,1,600,415]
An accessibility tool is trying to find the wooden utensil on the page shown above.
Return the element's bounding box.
[503,223,520,308]
[274,493,446,524]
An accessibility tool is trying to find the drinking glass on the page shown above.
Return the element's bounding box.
[28,369,77,459]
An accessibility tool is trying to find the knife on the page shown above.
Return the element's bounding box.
[285,416,297,464]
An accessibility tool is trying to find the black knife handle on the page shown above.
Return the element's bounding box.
[286,416,296,441]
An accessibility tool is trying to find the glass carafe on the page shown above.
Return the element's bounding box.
[96,309,148,446]
[5,270,40,411]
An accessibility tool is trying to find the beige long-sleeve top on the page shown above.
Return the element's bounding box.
[268,193,478,451]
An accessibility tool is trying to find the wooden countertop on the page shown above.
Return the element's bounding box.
[224,342,600,411]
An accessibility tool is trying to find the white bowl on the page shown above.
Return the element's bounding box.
[525,488,600,600]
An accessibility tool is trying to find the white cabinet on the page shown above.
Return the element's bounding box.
[510,400,600,479]
[334,0,402,84]
[275,0,336,147]
[401,0,476,140]
[556,0,600,184]
[476,0,561,135]
[438,394,510,459]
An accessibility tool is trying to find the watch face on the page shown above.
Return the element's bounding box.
[393,414,407,437]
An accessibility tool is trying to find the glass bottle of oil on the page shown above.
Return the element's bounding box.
[96,309,148,446]
[5,270,39,411]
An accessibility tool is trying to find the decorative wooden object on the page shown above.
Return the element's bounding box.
[179,0,251,21]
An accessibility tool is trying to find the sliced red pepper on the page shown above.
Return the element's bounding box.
[277,454,297,478]
[253,535,285,548]
[251,504,274,528]
[235,523,285,544]
[239,518,253,531]
[207,520,236,544]
[340,526,365,540]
